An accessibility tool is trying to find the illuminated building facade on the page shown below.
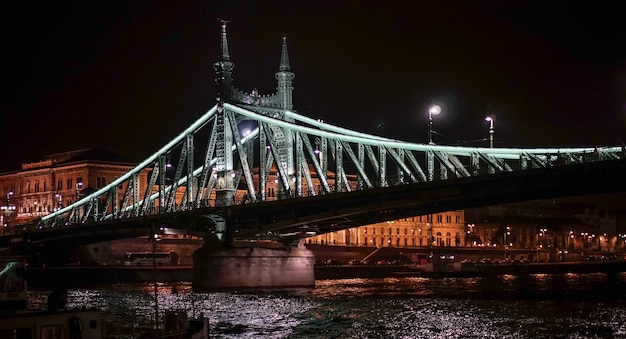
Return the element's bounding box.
[308,210,466,248]
[0,148,148,231]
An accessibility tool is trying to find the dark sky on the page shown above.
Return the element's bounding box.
[2,1,625,173]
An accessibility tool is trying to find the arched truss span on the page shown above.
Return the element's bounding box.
[37,103,624,230]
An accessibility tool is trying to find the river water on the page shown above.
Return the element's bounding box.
[28,273,626,338]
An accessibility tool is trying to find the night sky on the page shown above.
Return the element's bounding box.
[2,1,625,173]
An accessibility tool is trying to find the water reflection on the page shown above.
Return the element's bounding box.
[27,273,626,338]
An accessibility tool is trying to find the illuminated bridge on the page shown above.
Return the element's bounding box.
[4,23,626,288]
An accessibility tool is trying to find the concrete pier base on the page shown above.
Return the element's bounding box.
[192,239,315,290]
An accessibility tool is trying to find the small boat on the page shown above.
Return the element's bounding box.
[1,256,106,339]
[0,257,209,338]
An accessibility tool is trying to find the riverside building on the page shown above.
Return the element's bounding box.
[0,148,147,231]
[308,211,466,248]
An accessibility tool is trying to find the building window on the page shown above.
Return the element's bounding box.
[57,180,62,191]
[67,179,73,190]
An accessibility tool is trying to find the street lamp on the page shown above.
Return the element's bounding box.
[1,192,16,234]
[467,223,475,247]
[54,193,63,211]
[568,230,574,250]
[75,182,83,202]
[504,226,511,259]
[485,115,495,148]
[314,137,323,166]
[427,222,434,247]
[467,223,475,234]
[428,105,441,145]
[74,182,83,224]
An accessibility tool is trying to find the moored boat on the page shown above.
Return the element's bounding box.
[1,256,105,339]
[1,257,208,338]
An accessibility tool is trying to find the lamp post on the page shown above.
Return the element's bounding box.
[485,115,495,148]
[568,230,574,250]
[152,231,159,330]
[538,228,547,262]
[242,129,253,172]
[149,229,162,331]
[314,137,322,166]
[1,192,16,234]
[427,222,434,247]
[504,226,511,260]
[428,105,441,145]
[75,182,83,202]
[467,223,475,246]
[54,193,63,211]
[75,182,83,224]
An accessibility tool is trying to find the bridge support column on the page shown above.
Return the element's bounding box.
[192,238,315,290]
[215,170,236,206]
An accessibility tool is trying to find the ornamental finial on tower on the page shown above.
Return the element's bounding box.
[218,18,231,61]
[279,35,290,71]
[214,19,234,103]
[276,34,295,111]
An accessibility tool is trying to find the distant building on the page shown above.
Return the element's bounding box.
[466,202,621,253]
[0,148,148,231]
[308,211,466,248]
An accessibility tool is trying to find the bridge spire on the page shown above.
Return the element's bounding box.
[218,19,231,61]
[279,35,290,71]
[214,19,234,103]
[275,35,295,111]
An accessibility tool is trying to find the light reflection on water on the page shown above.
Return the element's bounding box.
[28,273,626,338]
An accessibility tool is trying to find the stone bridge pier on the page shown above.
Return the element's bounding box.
[192,236,315,290]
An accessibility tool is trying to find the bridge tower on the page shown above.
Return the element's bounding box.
[194,22,314,290]
[213,20,236,207]
[274,35,297,199]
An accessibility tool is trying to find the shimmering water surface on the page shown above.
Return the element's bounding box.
[29,273,626,338]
